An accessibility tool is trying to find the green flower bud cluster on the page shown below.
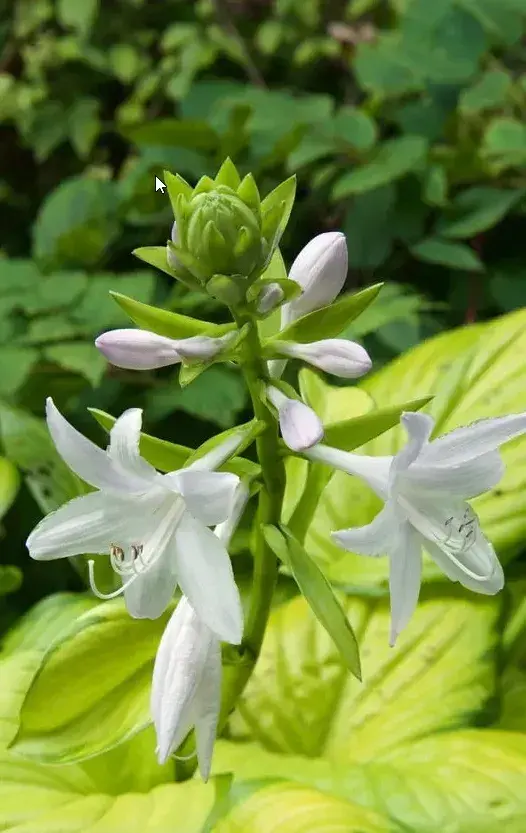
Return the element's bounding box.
[164,159,296,302]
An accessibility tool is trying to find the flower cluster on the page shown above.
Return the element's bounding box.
[25,161,526,780]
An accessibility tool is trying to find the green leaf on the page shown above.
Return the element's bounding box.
[459,70,512,113]
[438,187,524,238]
[68,98,100,158]
[308,307,526,587]
[0,565,22,597]
[0,346,38,396]
[12,599,166,763]
[423,164,448,206]
[481,118,526,168]
[264,526,361,680]
[0,404,87,514]
[260,176,297,248]
[213,731,526,833]
[147,365,248,429]
[72,272,156,330]
[109,291,234,339]
[214,781,393,833]
[33,177,119,270]
[133,245,182,280]
[22,272,88,314]
[343,186,396,269]
[56,0,99,34]
[332,137,428,198]
[0,456,19,520]
[44,343,107,387]
[332,107,377,152]
[273,284,382,346]
[323,396,432,451]
[186,420,263,479]
[228,589,501,758]
[411,237,484,270]
[124,119,218,151]
[342,283,428,340]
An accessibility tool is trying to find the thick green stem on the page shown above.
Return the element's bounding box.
[175,314,284,782]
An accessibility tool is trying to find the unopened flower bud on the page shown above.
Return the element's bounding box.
[95,329,181,370]
[277,338,372,379]
[267,386,324,452]
[257,282,285,314]
[282,232,348,327]
[184,187,264,281]
[95,329,234,371]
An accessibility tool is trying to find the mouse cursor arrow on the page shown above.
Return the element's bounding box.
[155,176,166,193]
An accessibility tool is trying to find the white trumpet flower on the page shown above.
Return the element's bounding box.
[26,399,243,643]
[275,338,372,379]
[151,595,222,779]
[95,329,233,370]
[306,410,526,645]
[151,482,249,779]
[267,386,324,452]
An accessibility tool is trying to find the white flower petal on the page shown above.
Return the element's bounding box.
[95,329,181,370]
[391,412,434,480]
[402,451,504,499]
[388,523,422,646]
[167,469,239,526]
[278,339,371,380]
[421,412,526,466]
[26,491,141,560]
[283,232,347,325]
[424,535,504,595]
[193,638,222,781]
[399,494,504,594]
[173,511,243,644]
[108,408,158,485]
[151,599,207,763]
[124,497,185,619]
[46,398,132,493]
[214,480,250,546]
[267,386,324,452]
[305,444,392,500]
[332,503,398,556]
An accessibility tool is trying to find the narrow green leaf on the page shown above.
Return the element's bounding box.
[132,245,180,279]
[323,396,433,451]
[163,170,192,215]
[273,284,382,345]
[263,525,361,680]
[110,292,234,339]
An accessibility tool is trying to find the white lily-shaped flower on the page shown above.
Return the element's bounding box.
[306,410,526,645]
[151,483,249,778]
[26,398,244,643]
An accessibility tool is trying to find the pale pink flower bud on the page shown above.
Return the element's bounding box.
[267,385,324,452]
[95,329,182,370]
[277,338,372,379]
[257,282,285,314]
[282,232,348,327]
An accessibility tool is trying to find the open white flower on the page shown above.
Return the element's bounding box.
[306,410,526,645]
[26,398,243,643]
[151,482,249,778]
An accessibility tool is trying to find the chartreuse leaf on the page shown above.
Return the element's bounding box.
[228,589,501,759]
[12,599,167,763]
[263,526,361,680]
[260,176,297,248]
[212,731,526,833]
[307,308,526,587]
[109,291,234,339]
[0,565,22,597]
[271,284,382,346]
[133,245,182,279]
[214,781,394,833]
[323,395,432,451]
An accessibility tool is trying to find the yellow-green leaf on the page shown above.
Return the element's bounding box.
[110,291,234,339]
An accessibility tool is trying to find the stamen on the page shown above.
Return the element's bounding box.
[88,559,143,600]
[437,507,478,554]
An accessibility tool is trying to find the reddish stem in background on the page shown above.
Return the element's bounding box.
[465,234,484,324]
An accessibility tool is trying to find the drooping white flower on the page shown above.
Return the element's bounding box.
[267,385,324,452]
[275,338,372,379]
[95,329,233,370]
[281,232,348,327]
[306,410,526,645]
[151,482,249,778]
[151,595,222,779]
[26,399,243,643]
